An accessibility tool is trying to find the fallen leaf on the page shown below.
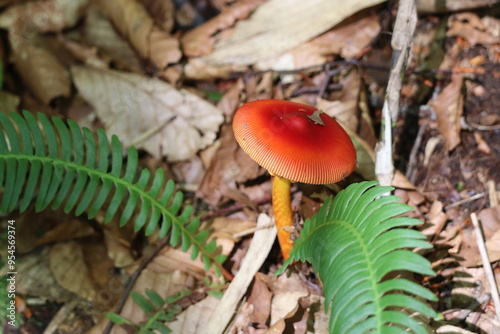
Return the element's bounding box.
[197,124,264,207]
[141,0,175,33]
[99,0,181,69]
[0,91,20,113]
[454,206,500,267]
[168,295,220,334]
[416,0,499,13]
[316,69,362,132]
[473,132,492,154]
[0,0,89,32]
[3,247,75,303]
[35,219,96,246]
[9,28,71,105]
[49,241,99,301]
[255,14,381,71]
[88,269,189,334]
[181,0,264,58]
[206,214,276,334]
[71,66,224,161]
[83,6,142,72]
[447,13,499,45]
[433,74,464,151]
[184,57,247,80]
[202,0,386,66]
[246,273,273,327]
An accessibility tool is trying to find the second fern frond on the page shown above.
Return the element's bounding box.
[277,181,440,334]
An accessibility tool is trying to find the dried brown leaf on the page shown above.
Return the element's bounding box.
[433,74,464,151]
[99,0,181,68]
[184,57,247,80]
[84,6,142,72]
[71,66,224,161]
[34,219,96,246]
[256,14,381,71]
[0,91,20,113]
[140,0,175,33]
[416,0,500,13]
[0,0,89,32]
[3,248,75,303]
[246,273,273,326]
[197,124,263,207]
[316,69,362,132]
[168,295,220,334]
[454,206,500,266]
[10,29,71,105]
[202,0,385,66]
[447,13,499,45]
[49,241,98,301]
[181,0,264,58]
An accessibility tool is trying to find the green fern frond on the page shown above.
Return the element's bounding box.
[0,111,226,275]
[277,181,439,334]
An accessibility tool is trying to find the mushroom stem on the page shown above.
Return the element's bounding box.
[272,174,294,260]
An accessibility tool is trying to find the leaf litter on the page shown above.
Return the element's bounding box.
[0,0,499,333]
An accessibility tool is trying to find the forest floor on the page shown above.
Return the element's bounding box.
[0,0,499,333]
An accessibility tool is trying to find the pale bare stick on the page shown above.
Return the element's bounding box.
[470,212,500,324]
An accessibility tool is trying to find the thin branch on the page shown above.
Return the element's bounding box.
[470,212,500,325]
[375,0,417,186]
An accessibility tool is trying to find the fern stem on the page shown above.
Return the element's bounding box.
[272,174,293,260]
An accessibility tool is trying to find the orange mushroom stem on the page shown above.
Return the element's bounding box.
[271,174,293,260]
[232,99,356,260]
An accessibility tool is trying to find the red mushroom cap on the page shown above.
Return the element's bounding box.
[232,99,356,184]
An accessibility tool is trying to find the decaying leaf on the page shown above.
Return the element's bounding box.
[197,124,263,207]
[168,295,220,334]
[99,0,181,68]
[255,14,381,71]
[2,247,75,303]
[71,66,224,161]
[0,0,89,32]
[447,12,499,46]
[84,6,142,72]
[454,206,500,267]
[181,0,264,58]
[433,74,464,151]
[0,91,20,113]
[49,241,99,301]
[202,0,386,66]
[9,27,71,105]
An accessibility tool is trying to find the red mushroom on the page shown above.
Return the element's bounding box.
[232,99,356,260]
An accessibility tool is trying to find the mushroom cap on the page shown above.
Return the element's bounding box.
[232,99,356,184]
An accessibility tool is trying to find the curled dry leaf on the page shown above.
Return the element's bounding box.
[0,0,89,32]
[7,248,76,303]
[0,91,20,113]
[71,66,224,161]
[49,241,98,301]
[255,14,381,71]
[197,124,263,207]
[202,0,385,66]
[181,0,264,58]
[141,0,175,33]
[416,0,500,13]
[184,57,247,80]
[433,74,464,151]
[168,295,220,334]
[447,12,499,46]
[99,0,181,69]
[9,27,71,105]
[84,6,142,72]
